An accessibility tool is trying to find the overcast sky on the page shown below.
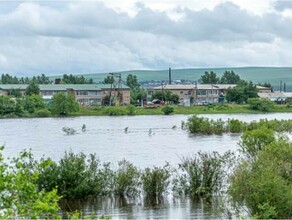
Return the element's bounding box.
[0,0,292,76]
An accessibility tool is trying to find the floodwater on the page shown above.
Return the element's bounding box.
[1,113,292,218]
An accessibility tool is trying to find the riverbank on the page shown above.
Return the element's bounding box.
[71,104,292,116]
[2,104,292,119]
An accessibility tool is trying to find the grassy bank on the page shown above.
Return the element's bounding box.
[70,104,292,117]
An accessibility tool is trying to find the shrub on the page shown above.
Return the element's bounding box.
[239,127,275,159]
[247,98,274,112]
[229,138,292,219]
[114,160,140,197]
[141,164,171,199]
[103,106,127,116]
[35,108,51,117]
[126,105,136,115]
[0,147,60,219]
[161,106,174,115]
[227,119,245,133]
[173,151,233,198]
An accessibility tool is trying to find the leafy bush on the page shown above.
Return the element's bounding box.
[114,160,140,197]
[103,106,127,116]
[247,98,274,112]
[161,106,174,115]
[0,147,60,219]
[229,138,292,219]
[185,115,225,135]
[141,164,171,199]
[35,108,51,117]
[126,105,136,115]
[239,127,275,159]
[173,151,233,198]
[227,119,245,133]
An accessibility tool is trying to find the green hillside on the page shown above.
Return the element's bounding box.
[78,67,292,91]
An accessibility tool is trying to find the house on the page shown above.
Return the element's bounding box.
[0,84,131,106]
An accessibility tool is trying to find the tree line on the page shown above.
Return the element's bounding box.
[0,73,93,84]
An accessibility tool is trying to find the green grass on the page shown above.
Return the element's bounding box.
[70,104,292,117]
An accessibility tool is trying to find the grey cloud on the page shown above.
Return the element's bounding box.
[1,1,292,43]
[274,0,292,11]
[0,1,292,75]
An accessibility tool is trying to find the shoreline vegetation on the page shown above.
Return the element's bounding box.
[1,117,291,219]
[2,104,292,119]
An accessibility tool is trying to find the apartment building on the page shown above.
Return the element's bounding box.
[0,84,131,106]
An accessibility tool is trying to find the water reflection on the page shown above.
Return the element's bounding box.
[60,196,220,219]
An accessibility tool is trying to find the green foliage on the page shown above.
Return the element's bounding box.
[185,115,225,135]
[227,119,245,133]
[103,106,127,116]
[0,96,18,115]
[219,71,241,84]
[35,108,51,117]
[0,147,61,219]
[152,90,179,104]
[173,151,233,198]
[0,73,52,84]
[62,74,93,84]
[7,88,22,97]
[247,98,274,112]
[161,105,174,115]
[103,75,114,84]
[126,74,140,92]
[226,81,258,104]
[23,94,46,113]
[239,127,275,159]
[114,160,140,197]
[200,71,219,84]
[126,105,136,115]
[51,93,79,116]
[141,164,171,199]
[25,81,40,96]
[229,138,292,218]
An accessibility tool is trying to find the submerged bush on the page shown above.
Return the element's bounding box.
[185,115,225,135]
[141,164,171,199]
[227,119,245,133]
[114,160,140,197]
[173,151,234,198]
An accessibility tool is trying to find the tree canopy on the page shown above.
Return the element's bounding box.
[25,81,40,96]
[62,74,93,84]
[226,81,258,104]
[51,93,79,116]
[219,70,242,84]
[200,71,220,84]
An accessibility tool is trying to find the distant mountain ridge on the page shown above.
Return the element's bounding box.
[79,67,292,91]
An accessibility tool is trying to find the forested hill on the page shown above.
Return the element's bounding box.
[82,67,292,91]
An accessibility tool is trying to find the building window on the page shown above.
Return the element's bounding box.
[197,90,207,95]
[76,91,88,96]
[180,91,183,94]
[188,90,191,95]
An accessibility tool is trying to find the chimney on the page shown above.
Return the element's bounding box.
[55,78,62,84]
[169,67,172,85]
